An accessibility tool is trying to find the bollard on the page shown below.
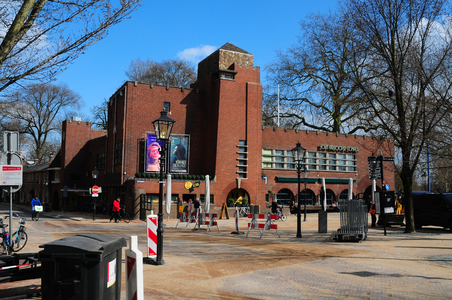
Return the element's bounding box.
[145,214,157,262]
[126,236,144,300]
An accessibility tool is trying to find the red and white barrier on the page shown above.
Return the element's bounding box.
[175,200,197,229]
[147,214,157,259]
[231,207,244,234]
[126,236,144,300]
[246,213,280,239]
[193,211,220,233]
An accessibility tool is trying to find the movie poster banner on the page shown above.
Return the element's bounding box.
[169,135,189,173]
[145,133,165,172]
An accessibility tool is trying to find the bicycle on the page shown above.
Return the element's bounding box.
[235,206,249,218]
[117,206,131,223]
[33,205,43,221]
[276,206,287,222]
[11,214,27,252]
[0,217,13,255]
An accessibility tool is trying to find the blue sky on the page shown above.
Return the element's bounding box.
[56,0,338,118]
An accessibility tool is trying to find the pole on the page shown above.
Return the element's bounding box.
[296,163,302,238]
[155,144,165,265]
[303,169,307,222]
[9,186,12,255]
[93,179,97,221]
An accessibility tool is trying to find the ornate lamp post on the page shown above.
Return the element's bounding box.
[303,167,310,221]
[92,168,99,221]
[291,142,306,238]
[151,110,175,265]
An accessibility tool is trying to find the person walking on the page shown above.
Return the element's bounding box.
[110,197,121,222]
[31,196,42,220]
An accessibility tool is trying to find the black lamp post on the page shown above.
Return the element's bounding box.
[92,168,99,221]
[291,142,306,238]
[303,167,310,221]
[151,110,175,265]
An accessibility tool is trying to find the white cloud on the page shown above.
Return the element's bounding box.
[177,45,217,64]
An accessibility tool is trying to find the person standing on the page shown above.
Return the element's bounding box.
[31,196,42,220]
[110,197,121,222]
[369,202,376,227]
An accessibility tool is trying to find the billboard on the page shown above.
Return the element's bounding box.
[169,135,189,173]
[145,133,165,172]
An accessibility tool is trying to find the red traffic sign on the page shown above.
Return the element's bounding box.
[92,185,99,194]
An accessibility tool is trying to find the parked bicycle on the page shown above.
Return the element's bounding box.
[235,206,249,218]
[117,206,131,223]
[11,214,27,252]
[0,217,12,255]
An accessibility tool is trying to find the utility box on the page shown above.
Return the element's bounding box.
[38,234,127,300]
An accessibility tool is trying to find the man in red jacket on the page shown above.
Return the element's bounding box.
[110,197,121,222]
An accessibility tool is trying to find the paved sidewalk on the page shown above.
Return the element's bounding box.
[1,204,452,299]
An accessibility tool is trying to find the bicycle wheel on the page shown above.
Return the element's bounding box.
[12,231,28,252]
[281,215,287,222]
[0,239,7,254]
[35,212,40,221]
[123,213,131,223]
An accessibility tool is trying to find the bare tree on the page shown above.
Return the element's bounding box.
[125,58,196,88]
[0,0,140,93]
[266,10,374,134]
[347,0,452,233]
[91,99,108,130]
[0,82,81,161]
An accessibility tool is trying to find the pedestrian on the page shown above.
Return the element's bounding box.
[110,197,121,222]
[271,198,278,214]
[332,200,340,212]
[193,198,201,217]
[31,196,42,220]
[369,202,376,227]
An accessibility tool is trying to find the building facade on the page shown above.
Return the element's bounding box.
[25,43,395,218]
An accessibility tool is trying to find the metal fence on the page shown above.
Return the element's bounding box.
[333,199,368,242]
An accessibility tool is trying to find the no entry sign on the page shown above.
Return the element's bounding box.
[92,185,99,194]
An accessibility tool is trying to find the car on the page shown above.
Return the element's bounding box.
[413,193,452,230]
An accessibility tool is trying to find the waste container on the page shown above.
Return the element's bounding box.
[250,205,260,214]
[38,234,127,300]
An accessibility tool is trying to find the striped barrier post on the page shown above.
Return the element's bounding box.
[146,214,157,261]
[126,236,144,300]
[246,213,280,239]
[231,207,244,234]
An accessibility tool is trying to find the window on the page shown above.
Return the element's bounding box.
[262,149,357,172]
[237,141,247,178]
[96,152,106,170]
[114,142,122,164]
[163,102,170,112]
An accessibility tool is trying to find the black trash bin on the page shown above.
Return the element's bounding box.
[38,234,127,300]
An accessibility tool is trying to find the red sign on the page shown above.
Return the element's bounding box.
[92,185,99,194]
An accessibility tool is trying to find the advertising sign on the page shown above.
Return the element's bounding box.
[145,133,165,172]
[169,135,189,173]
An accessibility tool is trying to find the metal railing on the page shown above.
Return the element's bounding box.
[333,199,368,242]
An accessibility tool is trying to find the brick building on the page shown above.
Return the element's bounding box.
[29,43,394,218]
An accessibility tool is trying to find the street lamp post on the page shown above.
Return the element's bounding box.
[291,142,306,238]
[92,168,99,221]
[151,110,175,265]
[303,167,310,221]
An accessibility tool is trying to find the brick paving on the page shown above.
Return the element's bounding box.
[1,204,452,299]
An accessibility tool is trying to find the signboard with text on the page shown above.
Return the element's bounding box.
[0,165,23,186]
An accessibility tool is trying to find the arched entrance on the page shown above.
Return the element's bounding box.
[339,189,355,200]
[227,188,250,205]
[276,189,294,206]
[300,189,315,206]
